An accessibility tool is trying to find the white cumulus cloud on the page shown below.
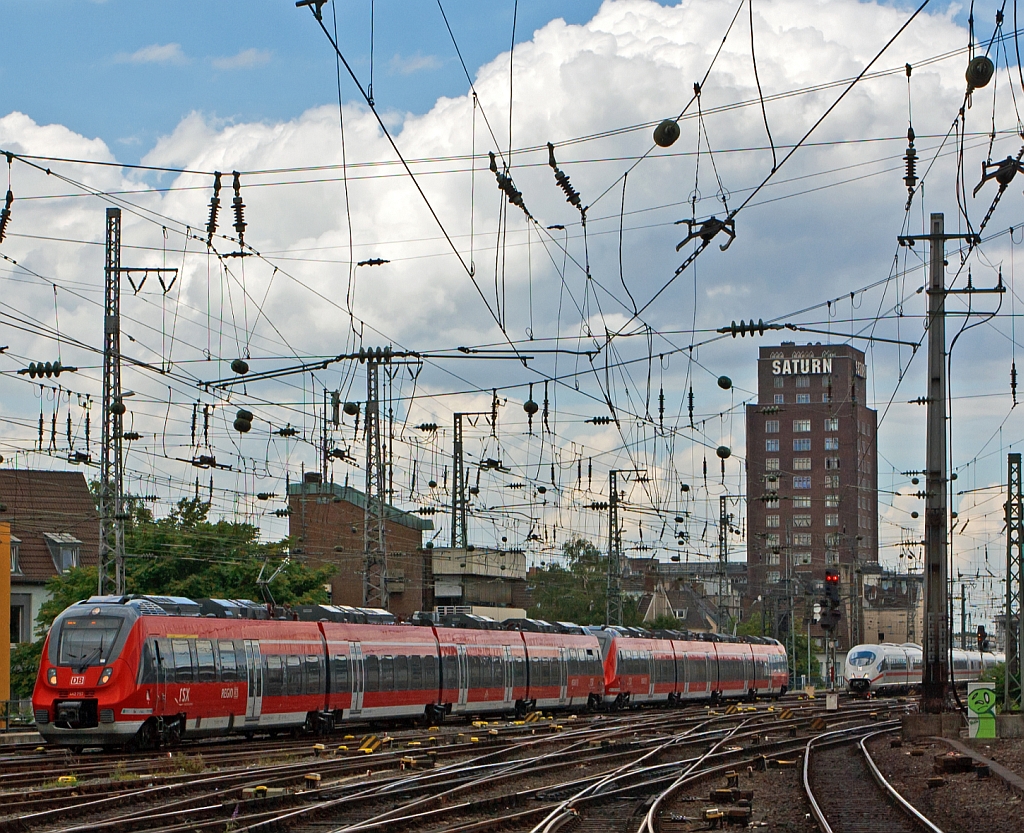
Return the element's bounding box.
[115,43,187,65]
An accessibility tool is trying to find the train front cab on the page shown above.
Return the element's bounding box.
[33,600,143,748]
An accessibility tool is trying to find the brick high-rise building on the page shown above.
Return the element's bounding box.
[746,343,878,602]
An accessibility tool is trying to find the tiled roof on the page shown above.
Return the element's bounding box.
[0,470,99,583]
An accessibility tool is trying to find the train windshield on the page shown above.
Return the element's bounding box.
[848,649,877,668]
[58,616,124,668]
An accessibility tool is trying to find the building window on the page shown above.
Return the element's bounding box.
[822,393,831,403]
[824,437,839,451]
[794,476,812,489]
[825,418,839,431]
[826,494,840,508]
[793,438,811,451]
[766,439,779,452]
[793,419,811,432]
[765,533,780,547]
[44,533,81,574]
[825,533,841,548]
[766,515,780,528]
[793,532,812,546]
[764,496,779,509]
[825,514,839,527]
[793,551,812,566]
[796,394,811,404]
[825,474,840,488]
[766,570,781,583]
[766,550,780,565]
[795,375,810,388]
[825,550,839,565]
[10,536,20,574]
[793,515,812,527]
[825,457,841,470]
[774,394,785,404]
[793,497,811,510]
[765,420,779,433]
[793,457,812,471]
[766,458,780,471]
[774,377,785,388]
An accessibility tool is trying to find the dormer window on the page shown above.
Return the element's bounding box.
[9,535,20,574]
[43,532,81,574]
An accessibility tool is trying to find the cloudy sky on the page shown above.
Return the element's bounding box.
[0,0,1019,622]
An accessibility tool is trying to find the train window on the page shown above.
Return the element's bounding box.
[332,655,349,692]
[57,615,123,667]
[468,655,482,689]
[305,656,321,695]
[172,640,194,683]
[219,642,237,682]
[196,640,216,683]
[138,639,157,684]
[266,656,284,696]
[394,655,409,690]
[409,655,423,689]
[364,656,380,692]
[513,654,527,689]
[848,649,876,667]
[380,656,394,691]
[441,653,458,690]
[286,656,303,696]
[423,654,438,691]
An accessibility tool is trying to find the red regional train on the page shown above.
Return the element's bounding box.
[32,595,788,749]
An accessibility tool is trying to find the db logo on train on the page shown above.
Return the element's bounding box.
[70,675,86,686]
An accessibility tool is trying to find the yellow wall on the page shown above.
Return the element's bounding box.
[0,522,10,702]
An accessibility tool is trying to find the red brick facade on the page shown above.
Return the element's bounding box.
[287,481,433,620]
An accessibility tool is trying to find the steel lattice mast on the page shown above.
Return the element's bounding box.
[97,208,125,596]
[606,469,622,626]
[1006,452,1023,709]
[451,413,467,549]
[363,357,388,609]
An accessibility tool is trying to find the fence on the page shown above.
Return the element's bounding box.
[0,700,35,731]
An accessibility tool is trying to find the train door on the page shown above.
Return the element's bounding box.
[153,639,167,715]
[349,642,364,715]
[647,652,656,699]
[457,645,469,707]
[243,640,262,721]
[502,646,514,705]
[558,647,568,705]
[743,653,754,694]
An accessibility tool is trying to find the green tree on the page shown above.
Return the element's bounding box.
[527,538,643,627]
[10,499,333,699]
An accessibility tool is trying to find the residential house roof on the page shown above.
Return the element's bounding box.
[0,469,99,584]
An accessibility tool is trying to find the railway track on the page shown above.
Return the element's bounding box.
[0,696,908,833]
[804,727,943,833]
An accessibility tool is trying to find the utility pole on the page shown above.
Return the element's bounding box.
[898,213,989,713]
[450,410,491,550]
[607,469,622,626]
[451,414,467,549]
[97,208,177,596]
[1006,452,1023,710]
[718,495,729,628]
[97,208,124,596]
[363,356,389,609]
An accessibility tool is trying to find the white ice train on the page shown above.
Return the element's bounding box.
[845,642,1004,695]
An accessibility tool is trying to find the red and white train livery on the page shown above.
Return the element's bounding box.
[32,595,787,749]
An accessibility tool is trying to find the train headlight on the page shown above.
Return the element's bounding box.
[99,668,113,686]
[47,667,57,685]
